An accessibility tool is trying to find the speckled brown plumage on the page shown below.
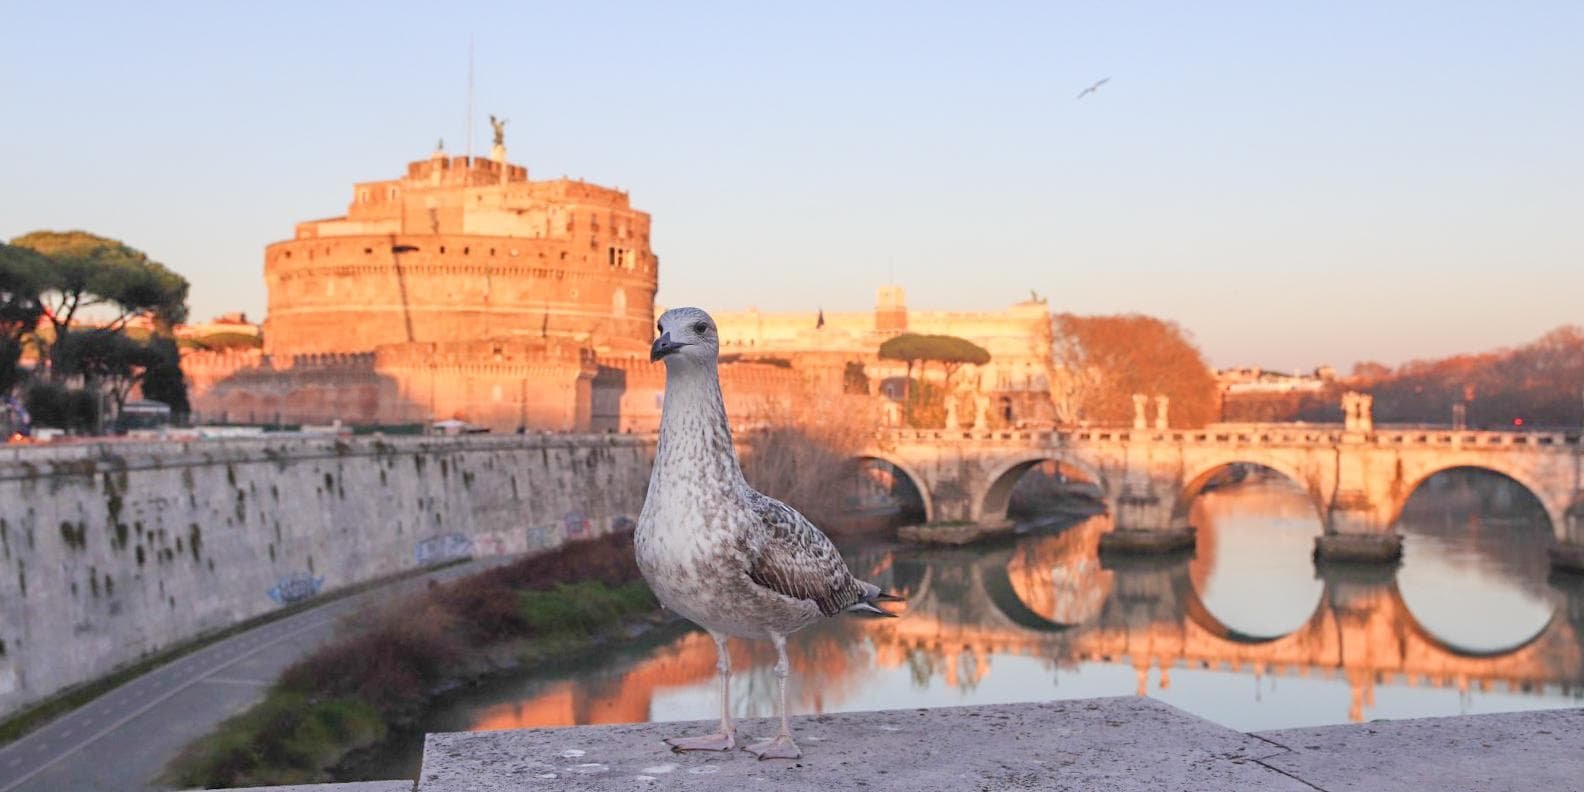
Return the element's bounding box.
[633,306,896,758]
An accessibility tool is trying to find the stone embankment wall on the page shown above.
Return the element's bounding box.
[0,433,653,718]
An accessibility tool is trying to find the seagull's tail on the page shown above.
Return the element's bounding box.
[845,582,906,618]
[845,601,898,618]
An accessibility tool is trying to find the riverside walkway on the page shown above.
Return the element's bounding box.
[0,558,506,792]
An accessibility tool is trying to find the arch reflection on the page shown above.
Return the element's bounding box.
[1187,472,1326,639]
[1395,467,1559,654]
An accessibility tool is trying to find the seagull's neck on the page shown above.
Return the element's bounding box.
[653,361,745,493]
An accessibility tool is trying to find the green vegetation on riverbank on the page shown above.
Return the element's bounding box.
[163,533,655,789]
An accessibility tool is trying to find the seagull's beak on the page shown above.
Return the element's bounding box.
[650,332,685,362]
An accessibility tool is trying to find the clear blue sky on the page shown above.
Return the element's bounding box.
[3,1,1580,370]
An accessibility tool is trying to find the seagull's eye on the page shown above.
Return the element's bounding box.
[692,321,708,335]
[657,321,664,333]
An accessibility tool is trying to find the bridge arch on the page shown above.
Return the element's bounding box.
[979,455,1108,524]
[850,453,934,524]
[1174,456,1326,526]
[1388,462,1565,540]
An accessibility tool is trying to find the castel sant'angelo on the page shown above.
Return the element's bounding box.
[186,129,1057,431]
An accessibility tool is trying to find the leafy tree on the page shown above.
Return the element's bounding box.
[0,244,47,392]
[1051,313,1218,428]
[8,231,189,374]
[925,335,992,386]
[139,335,190,418]
[23,381,99,433]
[52,331,160,418]
[181,331,262,351]
[1356,325,1584,428]
[879,334,926,402]
[879,333,992,405]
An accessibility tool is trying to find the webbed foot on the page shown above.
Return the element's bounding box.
[665,732,736,752]
[743,734,801,760]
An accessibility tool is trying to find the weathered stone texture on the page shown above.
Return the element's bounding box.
[0,433,653,718]
[415,697,1305,791]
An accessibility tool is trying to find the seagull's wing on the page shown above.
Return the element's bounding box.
[1077,78,1110,99]
[740,490,866,616]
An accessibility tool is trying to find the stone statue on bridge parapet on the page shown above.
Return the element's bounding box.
[1342,391,1375,433]
[1133,393,1149,430]
[1154,395,1170,430]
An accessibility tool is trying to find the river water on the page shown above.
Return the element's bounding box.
[352,468,1583,779]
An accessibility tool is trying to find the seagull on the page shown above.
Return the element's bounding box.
[635,307,902,760]
[1076,77,1110,100]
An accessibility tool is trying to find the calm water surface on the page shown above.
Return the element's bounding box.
[356,469,1583,778]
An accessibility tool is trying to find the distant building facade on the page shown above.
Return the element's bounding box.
[713,288,1058,428]
[189,147,794,431]
[1216,366,1335,394]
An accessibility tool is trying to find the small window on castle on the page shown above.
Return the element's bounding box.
[560,251,567,260]
[463,247,470,255]
[284,251,292,259]
[358,190,369,203]
[387,187,397,199]
[489,248,496,256]
[440,246,446,254]
[363,247,373,254]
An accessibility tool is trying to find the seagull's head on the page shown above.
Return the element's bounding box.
[651,306,720,368]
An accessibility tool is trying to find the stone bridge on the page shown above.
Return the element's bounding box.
[861,422,1584,565]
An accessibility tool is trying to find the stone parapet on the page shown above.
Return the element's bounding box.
[377,697,1584,791]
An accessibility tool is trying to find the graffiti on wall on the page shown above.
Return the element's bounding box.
[268,572,325,605]
[415,532,473,565]
[563,510,591,540]
[473,532,508,557]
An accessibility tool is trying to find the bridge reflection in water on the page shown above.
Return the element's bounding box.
[447,475,1584,736]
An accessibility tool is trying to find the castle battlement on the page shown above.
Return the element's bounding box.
[402,155,529,186]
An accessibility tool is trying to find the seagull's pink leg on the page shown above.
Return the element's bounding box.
[744,632,801,760]
[666,631,736,752]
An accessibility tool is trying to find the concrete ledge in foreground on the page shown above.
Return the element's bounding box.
[416,697,1304,791]
[194,782,414,792]
[1255,706,1584,792]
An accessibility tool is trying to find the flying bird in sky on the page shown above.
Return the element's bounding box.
[636,306,902,760]
[1076,77,1110,100]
